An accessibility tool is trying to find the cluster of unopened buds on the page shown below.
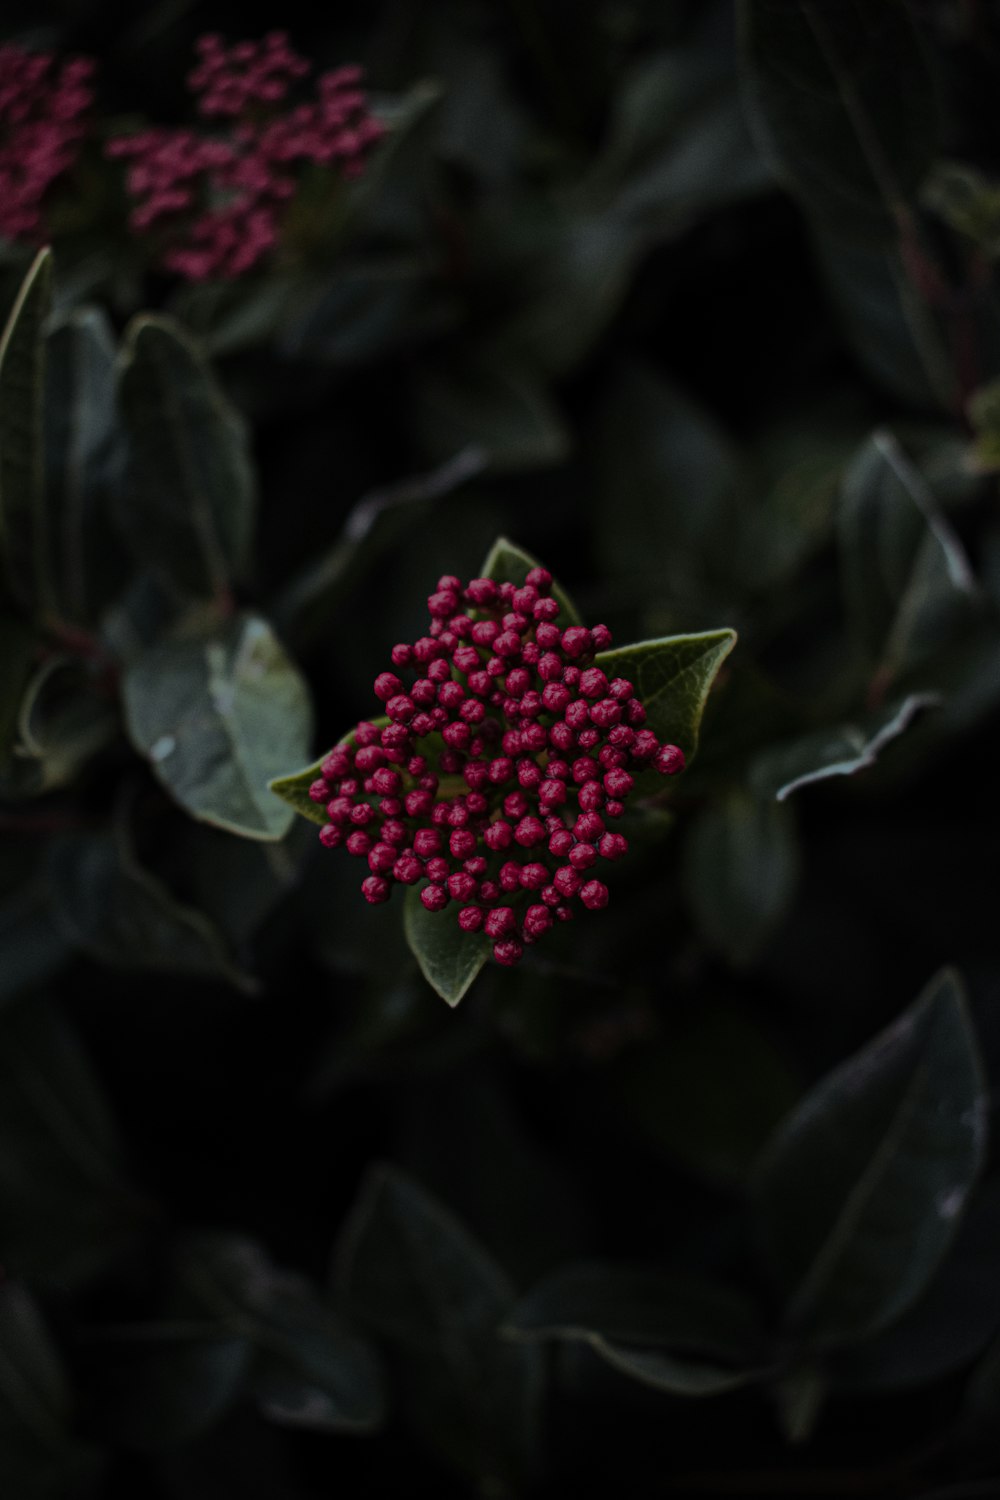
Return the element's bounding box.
[309,570,685,966]
[107,32,384,280]
[0,44,94,241]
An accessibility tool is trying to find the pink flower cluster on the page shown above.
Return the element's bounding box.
[309,569,685,967]
[0,44,94,241]
[107,32,384,280]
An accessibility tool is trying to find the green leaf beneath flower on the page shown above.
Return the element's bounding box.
[480,535,582,626]
[596,628,736,760]
[404,883,490,1007]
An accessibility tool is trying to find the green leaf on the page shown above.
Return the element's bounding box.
[839,431,978,681]
[47,830,254,991]
[269,714,390,828]
[0,996,142,1286]
[116,315,257,601]
[738,0,939,240]
[404,883,490,1007]
[683,789,799,967]
[90,1325,251,1451]
[595,629,737,761]
[480,535,582,627]
[967,377,1000,474]
[123,612,313,841]
[43,306,125,625]
[175,1235,384,1435]
[752,969,988,1347]
[0,248,53,617]
[413,361,569,472]
[750,693,940,801]
[924,160,1000,260]
[337,1164,541,1481]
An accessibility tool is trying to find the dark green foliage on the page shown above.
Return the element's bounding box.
[3,1,1000,1495]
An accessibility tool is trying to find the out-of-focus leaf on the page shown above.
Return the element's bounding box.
[123,613,312,841]
[413,361,569,473]
[684,789,799,967]
[507,1262,768,1396]
[274,448,487,644]
[99,571,177,665]
[116,315,257,601]
[753,969,987,1347]
[738,0,939,240]
[959,1331,1000,1458]
[43,307,124,624]
[507,1262,764,1360]
[829,1180,1000,1393]
[839,430,978,681]
[924,161,1000,260]
[0,615,34,766]
[403,884,489,1008]
[750,693,940,801]
[0,1282,100,1496]
[0,883,71,1008]
[0,996,143,1286]
[593,363,740,597]
[618,1004,801,1186]
[338,1165,541,1482]
[480,536,582,626]
[177,1234,384,1434]
[278,257,455,365]
[493,211,644,378]
[967,378,1000,474]
[47,830,254,991]
[0,249,53,617]
[815,234,952,409]
[91,1325,251,1451]
[595,629,736,761]
[14,654,119,791]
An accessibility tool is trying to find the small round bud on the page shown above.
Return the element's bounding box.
[514,815,546,848]
[413,828,441,858]
[561,627,592,658]
[374,671,402,701]
[499,861,522,892]
[523,903,553,938]
[485,906,517,938]
[390,643,413,667]
[520,862,549,890]
[493,938,523,966]
[362,876,390,904]
[393,854,423,885]
[421,883,448,912]
[346,830,373,856]
[449,828,477,859]
[484,820,513,851]
[569,842,597,871]
[579,667,608,699]
[580,879,609,910]
[319,824,342,848]
[604,768,634,798]
[386,694,415,723]
[548,828,574,858]
[428,589,458,618]
[426,857,450,883]
[458,905,484,932]
[654,744,686,775]
[554,866,581,898]
[448,872,478,902]
[368,842,397,873]
[598,832,628,860]
[591,624,613,650]
[309,778,331,803]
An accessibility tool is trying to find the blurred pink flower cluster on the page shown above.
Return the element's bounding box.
[107,32,384,280]
[0,44,94,241]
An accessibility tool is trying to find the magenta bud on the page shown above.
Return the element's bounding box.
[459,905,484,932]
[580,879,609,910]
[362,876,390,904]
[569,843,597,871]
[421,884,449,912]
[493,938,523,966]
[604,768,634,798]
[426,857,450,883]
[374,671,402,701]
[449,828,477,859]
[319,824,342,848]
[309,778,331,803]
[654,744,686,775]
[484,820,513,852]
[485,906,517,938]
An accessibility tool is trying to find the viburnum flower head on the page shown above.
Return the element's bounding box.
[309,568,685,967]
[0,44,94,241]
[106,32,384,280]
